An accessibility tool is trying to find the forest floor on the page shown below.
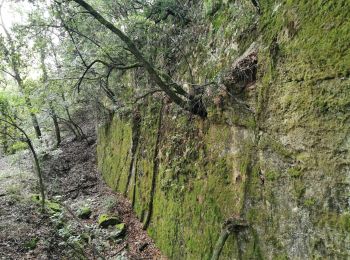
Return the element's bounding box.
[0,123,163,259]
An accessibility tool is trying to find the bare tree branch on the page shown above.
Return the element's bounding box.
[71,0,205,116]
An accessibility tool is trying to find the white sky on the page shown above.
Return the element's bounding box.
[0,1,33,30]
[0,1,40,82]
[0,0,65,84]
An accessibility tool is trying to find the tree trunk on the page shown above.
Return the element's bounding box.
[60,93,85,140]
[0,119,46,211]
[24,90,42,140]
[40,48,62,146]
[0,124,8,153]
[211,228,230,260]
[27,139,45,211]
[49,103,61,147]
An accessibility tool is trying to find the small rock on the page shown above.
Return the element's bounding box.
[78,206,92,219]
[139,242,149,252]
[98,214,121,228]
[110,223,126,239]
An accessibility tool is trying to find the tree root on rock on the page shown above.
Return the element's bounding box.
[211,216,248,260]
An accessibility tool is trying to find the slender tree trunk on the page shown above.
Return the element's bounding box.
[61,93,73,123]
[40,48,62,146]
[1,124,8,154]
[27,138,45,211]
[60,93,85,139]
[131,158,138,208]
[23,88,42,140]
[211,227,230,260]
[49,102,61,147]
[59,117,80,139]
[0,119,45,211]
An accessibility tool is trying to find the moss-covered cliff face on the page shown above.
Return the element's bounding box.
[97,1,350,259]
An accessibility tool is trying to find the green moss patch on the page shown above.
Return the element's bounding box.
[98,214,121,228]
[77,206,92,219]
[24,237,39,250]
[110,223,127,239]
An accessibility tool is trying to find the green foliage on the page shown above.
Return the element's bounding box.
[303,198,316,208]
[287,167,302,178]
[318,212,350,232]
[0,0,348,258]
[265,171,280,181]
[6,183,21,195]
[24,237,39,250]
[204,0,222,16]
[9,141,27,153]
[31,194,61,213]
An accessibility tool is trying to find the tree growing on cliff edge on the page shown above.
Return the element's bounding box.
[58,0,207,118]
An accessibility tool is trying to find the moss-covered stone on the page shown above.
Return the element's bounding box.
[98,214,121,228]
[31,194,62,213]
[110,223,127,239]
[77,206,92,219]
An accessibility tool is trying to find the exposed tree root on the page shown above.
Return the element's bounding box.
[211,217,248,260]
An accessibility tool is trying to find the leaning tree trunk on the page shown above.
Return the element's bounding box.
[211,227,231,260]
[0,118,46,211]
[26,138,46,211]
[49,102,61,147]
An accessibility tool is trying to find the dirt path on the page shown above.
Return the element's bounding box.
[0,127,163,259]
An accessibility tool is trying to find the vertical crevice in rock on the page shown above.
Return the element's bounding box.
[143,100,164,230]
[132,157,139,208]
[116,150,129,190]
[124,107,142,196]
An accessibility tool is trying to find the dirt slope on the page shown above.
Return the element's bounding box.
[0,124,163,259]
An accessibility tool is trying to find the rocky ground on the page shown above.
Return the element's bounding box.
[0,123,163,259]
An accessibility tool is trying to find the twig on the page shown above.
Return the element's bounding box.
[134,89,162,103]
[111,244,127,257]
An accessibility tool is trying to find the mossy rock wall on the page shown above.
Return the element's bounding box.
[97,1,350,259]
